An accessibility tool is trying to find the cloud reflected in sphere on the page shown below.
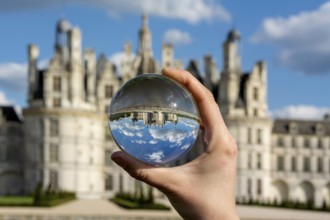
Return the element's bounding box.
[108,74,200,166]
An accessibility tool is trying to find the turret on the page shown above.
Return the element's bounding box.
[219,29,242,115]
[68,27,82,66]
[246,61,268,118]
[204,54,217,91]
[162,44,174,68]
[325,113,330,121]
[121,42,134,82]
[223,29,241,72]
[138,14,153,57]
[55,19,71,65]
[28,44,39,102]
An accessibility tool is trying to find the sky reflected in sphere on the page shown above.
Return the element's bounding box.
[108,74,200,165]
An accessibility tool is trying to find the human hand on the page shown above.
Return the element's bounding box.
[111,68,239,220]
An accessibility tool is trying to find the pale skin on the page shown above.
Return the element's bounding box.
[111,68,239,220]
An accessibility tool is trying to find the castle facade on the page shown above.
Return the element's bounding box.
[0,15,330,207]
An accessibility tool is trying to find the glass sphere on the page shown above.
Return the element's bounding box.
[108,74,200,166]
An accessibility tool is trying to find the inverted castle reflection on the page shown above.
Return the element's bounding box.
[109,106,199,165]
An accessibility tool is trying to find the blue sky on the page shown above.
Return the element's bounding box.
[0,0,329,119]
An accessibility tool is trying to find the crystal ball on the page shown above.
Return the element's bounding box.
[108,74,200,166]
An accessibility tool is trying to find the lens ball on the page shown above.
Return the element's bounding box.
[108,74,200,166]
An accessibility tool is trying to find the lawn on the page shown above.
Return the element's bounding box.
[0,196,33,206]
[111,197,171,210]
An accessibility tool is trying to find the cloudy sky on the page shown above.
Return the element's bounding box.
[0,0,329,119]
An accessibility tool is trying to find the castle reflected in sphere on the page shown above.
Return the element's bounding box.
[108,74,200,165]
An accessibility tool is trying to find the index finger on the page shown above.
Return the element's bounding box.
[162,68,224,132]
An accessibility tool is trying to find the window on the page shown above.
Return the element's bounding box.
[49,119,59,136]
[247,179,252,195]
[257,179,262,195]
[39,144,44,163]
[253,87,259,101]
[105,174,113,190]
[253,108,258,117]
[104,150,112,166]
[53,76,61,92]
[119,174,123,193]
[277,156,284,171]
[277,137,284,147]
[318,138,323,149]
[303,157,310,172]
[247,128,252,144]
[49,170,58,189]
[304,137,310,148]
[6,126,17,137]
[53,98,61,108]
[257,129,262,144]
[248,152,252,169]
[291,137,296,148]
[257,153,262,169]
[318,157,323,173]
[105,85,113,98]
[49,144,58,163]
[291,156,296,172]
[105,105,109,114]
[6,145,18,162]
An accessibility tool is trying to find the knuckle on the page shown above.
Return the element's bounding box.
[224,137,238,158]
[131,168,149,182]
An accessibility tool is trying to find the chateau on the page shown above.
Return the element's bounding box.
[1,15,330,207]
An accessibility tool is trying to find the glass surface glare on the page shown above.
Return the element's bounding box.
[108,74,200,166]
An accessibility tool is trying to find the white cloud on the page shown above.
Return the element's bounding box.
[148,122,199,147]
[251,2,330,74]
[147,151,164,163]
[149,140,158,145]
[271,105,330,120]
[0,91,11,105]
[181,144,190,150]
[0,91,22,118]
[109,51,134,76]
[133,139,146,145]
[163,29,192,45]
[0,62,27,90]
[0,0,231,24]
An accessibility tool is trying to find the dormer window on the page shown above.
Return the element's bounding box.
[53,76,61,92]
[105,85,113,98]
[288,122,298,134]
[315,123,324,135]
[253,87,259,101]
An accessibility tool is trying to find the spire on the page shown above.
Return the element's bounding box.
[142,13,148,30]
[138,13,153,57]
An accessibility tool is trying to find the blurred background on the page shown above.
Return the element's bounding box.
[0,0,330,219]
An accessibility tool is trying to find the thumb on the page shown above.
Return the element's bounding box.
[111,151,178,192]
